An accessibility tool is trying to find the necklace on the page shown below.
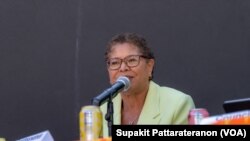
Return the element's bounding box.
[128,115,139,125]
[128,120,136,125]
[121,102,141,125]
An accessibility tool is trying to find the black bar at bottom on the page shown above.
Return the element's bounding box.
[112,125,250,141]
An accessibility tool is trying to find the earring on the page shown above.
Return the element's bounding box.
[149,76,152,80]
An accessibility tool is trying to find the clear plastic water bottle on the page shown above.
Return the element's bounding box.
[188,108,209,125]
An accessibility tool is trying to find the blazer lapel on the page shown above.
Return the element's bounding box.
[137,81,161,124]
[113,94,122,124]
[112,81,161,125]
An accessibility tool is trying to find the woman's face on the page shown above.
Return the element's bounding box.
[107,43,154,93]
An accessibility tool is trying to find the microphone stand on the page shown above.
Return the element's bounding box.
[105,94,114,137]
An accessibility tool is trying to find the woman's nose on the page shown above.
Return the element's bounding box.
[119,61,129,71]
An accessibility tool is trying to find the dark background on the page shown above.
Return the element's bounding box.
[0,0,249,140]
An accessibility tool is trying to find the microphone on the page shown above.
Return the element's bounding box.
[92,76,130,106]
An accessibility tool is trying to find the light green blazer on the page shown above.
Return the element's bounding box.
[100,81,195,137]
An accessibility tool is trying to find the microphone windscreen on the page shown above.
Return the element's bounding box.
[116,76,130,91]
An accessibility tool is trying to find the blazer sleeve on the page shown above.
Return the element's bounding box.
[172,94,195,124]
[156,83,196,124]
